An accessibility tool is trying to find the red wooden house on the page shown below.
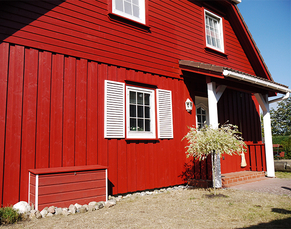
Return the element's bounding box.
[0,0,290,208]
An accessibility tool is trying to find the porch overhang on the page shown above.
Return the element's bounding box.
[179,59,290,179]
[179,60,291,96]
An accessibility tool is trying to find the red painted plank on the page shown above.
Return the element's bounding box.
[29,165,107,175]
[63,56,76,167]
[97,63,108,167]
[36,51,51,169]
[37,194,106,210]
[87,61,98,165]
[50,53,64,168]
[0,42,9,207]
[75,59,87,166]
[38,187,106,204]
[38,171,106,186]
[38,180,105,195]
[3,45,24,206]
[20,47,38,201]
[256,145,262,171]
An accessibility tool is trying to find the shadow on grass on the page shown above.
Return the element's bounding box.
[239,208,291,228]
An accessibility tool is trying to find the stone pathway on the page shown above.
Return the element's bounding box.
[229,177,291,196]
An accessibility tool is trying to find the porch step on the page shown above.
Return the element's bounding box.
[222,171,267,188]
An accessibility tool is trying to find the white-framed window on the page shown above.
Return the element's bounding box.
[195,96,209,129]
[112,0,146,24]
[126,86,156,139]
[104,80,173,139]
[204,9,224,52]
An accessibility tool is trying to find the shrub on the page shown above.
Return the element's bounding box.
[0,206,22,225]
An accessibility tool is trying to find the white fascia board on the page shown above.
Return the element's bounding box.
[223,70,291,94]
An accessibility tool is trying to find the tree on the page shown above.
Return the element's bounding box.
[270,97,291,136]
[183,123,247,194]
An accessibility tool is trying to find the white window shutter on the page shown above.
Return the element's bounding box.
[104,80,125,138]
[157,89,173,139]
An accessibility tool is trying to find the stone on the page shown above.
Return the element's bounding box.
[13,201,31,214]
[47,213,54,217]
[83,204,88,211]
[88,205,95,212]
[62,208,71,216]
[40,209,48,218]
[79,206,87,213]
[96,201,105,209]
[69,204,77,214]
[115,196,122,202]
[29,210,37,219]
[35,210,42,219]
[89,201,97,206]
[105,199,116,208]
[75,203,82,210]
[48,206,55,214]
[55,208,63,215]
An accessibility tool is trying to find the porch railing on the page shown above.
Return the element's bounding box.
[245,143,266,172]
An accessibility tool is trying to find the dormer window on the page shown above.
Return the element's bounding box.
[112,0,146,24]
[204,10,224,52]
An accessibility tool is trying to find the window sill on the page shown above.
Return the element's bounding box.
[205,47,228,58]
[125,138,160,143]
[108,13,150,32]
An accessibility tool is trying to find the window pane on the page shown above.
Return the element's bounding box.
[145,119,150,131]
[197,107,201,114]
[198,115,201,123]
[138,105,143,118]
[115,0,123,11]
[130,104,136,117]
[202,115,206,123]
[133,5,139,18]
[138,119,144,131]
[124,1,132,15]
[132,0,139,5]
[145,106,150,118]
[137,92,143,104]
[130,91,136,104]
[130,118,136,131]
[144,93,150,105]
[202,108,206,115]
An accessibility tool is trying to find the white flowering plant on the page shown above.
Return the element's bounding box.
[183,123,247,192]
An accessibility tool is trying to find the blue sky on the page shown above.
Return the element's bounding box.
[238,0,291,108]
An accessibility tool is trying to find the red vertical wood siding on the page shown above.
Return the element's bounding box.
[0,43,9,207]
[3,45,24,206]
[0,0,268,206]
[0,0,266,79]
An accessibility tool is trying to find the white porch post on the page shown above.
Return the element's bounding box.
[207,81,226,188]
[254,93,275,177]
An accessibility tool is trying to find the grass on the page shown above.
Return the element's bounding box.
[5,188,291,229]
[276,171,291,179]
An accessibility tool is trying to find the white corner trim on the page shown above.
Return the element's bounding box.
[223,70,291,93]
[35,175,39,211]
[106,169,108,202]
[28,172,31,204]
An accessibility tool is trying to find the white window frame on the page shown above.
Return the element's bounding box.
[112,0,146,24]
[204,9,224,53]
[126,86,156,139]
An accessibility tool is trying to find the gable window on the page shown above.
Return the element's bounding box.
[104,80,173,139]
[112,0,146,24]
[204,10,224,52]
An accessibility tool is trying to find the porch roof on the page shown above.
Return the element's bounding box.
[179,60,291,95]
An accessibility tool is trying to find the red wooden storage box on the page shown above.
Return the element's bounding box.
[28,165,107,211]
